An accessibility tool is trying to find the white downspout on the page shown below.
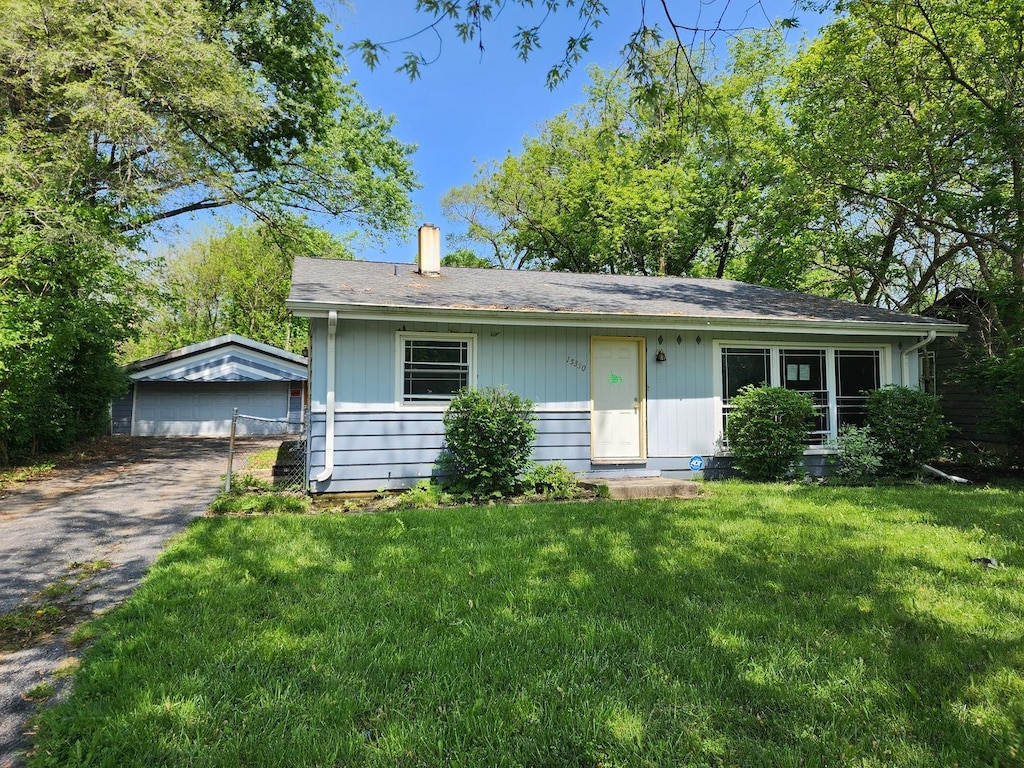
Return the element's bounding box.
[315,310,338,483]
[900,330,936,388]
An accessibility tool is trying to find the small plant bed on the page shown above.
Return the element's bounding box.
[0,561,112,652]
[209,481,310,516]
[29,483,1024,766]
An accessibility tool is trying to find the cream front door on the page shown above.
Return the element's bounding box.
[591,337,646,462]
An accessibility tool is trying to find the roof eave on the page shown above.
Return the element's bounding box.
[285,300,967,336]
[124,333,307,372]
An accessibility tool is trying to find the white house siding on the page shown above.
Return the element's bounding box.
[306,316,926,492]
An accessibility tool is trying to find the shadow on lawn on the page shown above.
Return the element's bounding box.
[31,496,1024,766]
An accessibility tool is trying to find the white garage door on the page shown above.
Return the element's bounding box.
[133,382,291,436]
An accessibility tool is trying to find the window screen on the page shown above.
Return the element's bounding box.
[721,348,770,436]
[781,349,829,443]
[835,349,881,428]
[402,337,470,402]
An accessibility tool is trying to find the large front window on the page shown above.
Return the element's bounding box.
[722,347,770,437]
[835,349,881,429]
[781,349,828,444]
[398,333,475,404]
[718,344,886,447]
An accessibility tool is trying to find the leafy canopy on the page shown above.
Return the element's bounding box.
[125,218,352,360]
[0,0,417,464]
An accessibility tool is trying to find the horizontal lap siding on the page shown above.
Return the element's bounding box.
[308,410,590,492]
[305,317,923,493]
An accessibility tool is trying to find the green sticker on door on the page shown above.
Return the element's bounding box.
[608,373,624,384]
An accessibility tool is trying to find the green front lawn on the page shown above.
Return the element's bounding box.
[30,484,1024,767]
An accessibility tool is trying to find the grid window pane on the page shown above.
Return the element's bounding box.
[722,348,770,437]
[403,338,470,402]
[836,350,880,428]
[723,348,770,400]
[781,349,829,444]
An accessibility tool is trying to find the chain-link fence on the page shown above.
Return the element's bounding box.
[224,411,307,493]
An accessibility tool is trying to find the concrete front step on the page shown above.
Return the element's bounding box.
[577,476,701,500]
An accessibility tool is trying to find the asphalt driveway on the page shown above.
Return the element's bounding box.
[0,438,231,768]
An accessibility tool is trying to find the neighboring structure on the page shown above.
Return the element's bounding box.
[112,335,307,437]
[923,288,1009,452]
[287,225,964,493]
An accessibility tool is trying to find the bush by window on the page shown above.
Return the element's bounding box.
[725,385,816,481]
[438,387,536,498]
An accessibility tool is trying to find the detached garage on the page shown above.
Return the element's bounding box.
[112,335,308,436]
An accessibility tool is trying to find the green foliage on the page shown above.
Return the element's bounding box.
[725,385,815,481]
[440,248,494,268]
[439,387,536,498]
[387,480,453,510]
[0,0,415,464]
[782,0,1024,322]
[0,220,137,464]
[865,386,948,478]
[977,348,1024,464]
[209,488,309,515]
[521,462,581,500]
[125,217,350,359]
[829,425,882,485]
[355,0,609,89]
[443,35,794,279]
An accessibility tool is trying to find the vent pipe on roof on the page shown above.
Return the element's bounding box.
[417,223,441,276]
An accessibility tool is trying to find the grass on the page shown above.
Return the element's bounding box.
[28,483,1024,767]
[0,561,112,652]
[0,460,56,490]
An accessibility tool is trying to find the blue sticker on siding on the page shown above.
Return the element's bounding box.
[688,455,705,472]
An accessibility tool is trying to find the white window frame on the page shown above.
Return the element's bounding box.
[395,332,477,408]
[713,340,892,453]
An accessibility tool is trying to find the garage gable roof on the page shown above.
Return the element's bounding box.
[126,335,307,383]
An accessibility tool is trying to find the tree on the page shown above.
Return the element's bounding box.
[441,248,494,268]
[353,1,799,90]
[443,36,791,278]
[127,218,352,360]
[782,0,1024,330]
[441,178,525,268]
[0,0,417,463]
[1,0,417,235]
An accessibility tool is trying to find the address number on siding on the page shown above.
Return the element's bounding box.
[566,356,587,372]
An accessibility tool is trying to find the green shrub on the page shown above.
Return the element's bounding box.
[439,387,536,498]
[829,425,882,484]
[978,347,1024,464]
[228,474,272,493]
[725,385,815,481]
[522,462,580,500]
[865,386,948,478]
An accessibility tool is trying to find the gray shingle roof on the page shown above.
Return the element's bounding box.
[287,258,961,332]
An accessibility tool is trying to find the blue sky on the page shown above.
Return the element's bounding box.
[333,1,827,263]
[160,2,829,263]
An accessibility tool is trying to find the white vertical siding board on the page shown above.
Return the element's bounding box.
[308,319,326,408]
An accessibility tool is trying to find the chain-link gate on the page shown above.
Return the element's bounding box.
[224,409,307,493]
